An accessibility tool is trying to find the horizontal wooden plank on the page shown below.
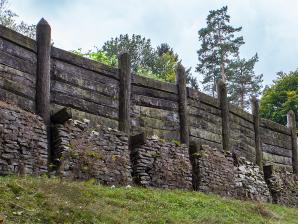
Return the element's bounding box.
[51,47,118,79]
[260,127,292,150]
[262,143,292,158]
[132,94,179,111]
[189,115,222,135]
[188,99,221,116]
[187,88,220,108]
[0,64,35,88]
[132,74,178,94]
[131,126,180,140]
[51,103,118,129]
[190,127,222,144]
[0,37,36,64]
[230,113,254,131]
[51,92,118,120]
[260,118,291,136]
[132,85,178,102]
[0,50,36,75]
[51,80,118,109]
[189,106,222,124]
[131,105,179,123]
[0,76,35,99]
[131,116,180,131]
[0,25,36,52]
[229,104,254,123]
[0,88,35,112]
[263,151,292,166]
[190,136,223,150]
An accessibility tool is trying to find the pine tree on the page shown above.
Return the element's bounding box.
[226,54,263,109]
[196,6,244,96]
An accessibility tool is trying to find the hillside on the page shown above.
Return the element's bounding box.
[0,177,297,224]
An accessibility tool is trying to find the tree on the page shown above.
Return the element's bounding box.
[260,70,298,126]
[102,34,156,73]
[227,54,263,109]
[0,0,36,38]
[196,6,244,96]
[72,48,118,67]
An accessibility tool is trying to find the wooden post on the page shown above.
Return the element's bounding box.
[118,52,131,133]
[176,63,189,146]
[217,80,230,151]
[287,110,298,174]
[36,18,51,124]
[251,96,262,167]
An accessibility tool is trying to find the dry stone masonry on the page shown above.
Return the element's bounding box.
[0,101,48,175]
[190,144,271,202]
[52,119,132,186]
[130,135,192,189]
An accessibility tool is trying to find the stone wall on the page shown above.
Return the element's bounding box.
[264,165,298,207]
[0,101,48,175]
[190,144,271,202]
[131,135,192,190]
[52,119,132,186]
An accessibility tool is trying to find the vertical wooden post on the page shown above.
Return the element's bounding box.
[287,110,298,174]
[118,52,131,133]
[36,18,51,124]
[251,96,262,167]
[217,80,230,152]
[176,63,189,146]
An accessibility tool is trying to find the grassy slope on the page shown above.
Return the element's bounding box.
[0,177,297,224]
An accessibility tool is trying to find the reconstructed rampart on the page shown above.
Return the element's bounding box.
[0,21,297,207]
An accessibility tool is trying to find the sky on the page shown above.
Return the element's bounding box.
[8,0,298,87]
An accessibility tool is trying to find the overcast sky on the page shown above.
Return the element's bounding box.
[9,0,298,87]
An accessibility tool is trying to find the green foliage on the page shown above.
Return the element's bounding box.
[196,6,244,96]
[260,71,298,126]
[227,54,263,109]
[72,48,118,67]
[0,176,297,223]
[0,0,36,38]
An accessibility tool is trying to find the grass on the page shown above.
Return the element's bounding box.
[0,176,297,224]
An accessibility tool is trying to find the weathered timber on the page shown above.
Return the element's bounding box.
[188,98,221,116]
[262,144,292,158]
[51,107,72,124]
[189,115,222,135]
[51,47,118,79]
[260,128,292,150]
[51,80,118,109]
[217,80,230,151]
[287,110,298,174]
[129,133,146,149]
[51,104,119,129]
[263,151,292,166]
[51,92,118,120]
[0,64,35,88]
[36,18,51,124]
[118,53,131,133]
[176,63,189,145]
[0,76,35,100]
[0,88,35,112]
[261,118,291,136]
[0,37,37,64]
[132,85,178,102]
[0,24,36,52]
[132,94,179,111]
[252,96,262,167]
[132,74,178,94]
[0,49,36,75]
[187,88,220,108]
[229,103,254,123]
[52,59,119,85]
[190,127,222,144]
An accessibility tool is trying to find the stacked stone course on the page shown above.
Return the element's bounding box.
[131,136,193,190]
[52,119,132,186]
[190,144,271,202]
[0,101,48,175]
